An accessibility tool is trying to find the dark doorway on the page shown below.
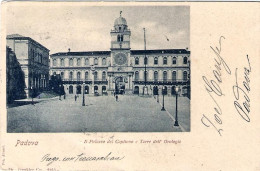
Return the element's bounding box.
[171,86,176,95]
[69,85,73,94]
[76,85,82,94]
[85,86,89,94]
[94,86,98,93]
[115,77,125,94]
[134,86,139,94]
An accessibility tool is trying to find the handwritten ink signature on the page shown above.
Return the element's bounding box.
[201,36,252,136]
[41,152,125,166]
[232,55,251,122]
[201,36,231,136]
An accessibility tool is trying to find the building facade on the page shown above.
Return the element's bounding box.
[6,46,27,103]
[50,14,190,96]
[7,34,50,98]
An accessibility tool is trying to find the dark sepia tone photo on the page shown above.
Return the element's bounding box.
[6,6,190,133]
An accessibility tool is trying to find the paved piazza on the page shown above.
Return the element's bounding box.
[7,95,190,133]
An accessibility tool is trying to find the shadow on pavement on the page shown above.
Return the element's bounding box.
[7,101,39,108]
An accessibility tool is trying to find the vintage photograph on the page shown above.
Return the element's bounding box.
[6,6,190,132]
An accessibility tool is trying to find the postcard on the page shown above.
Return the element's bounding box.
[0,1,259,171]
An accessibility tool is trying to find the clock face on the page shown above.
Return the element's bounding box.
[114,53,127,65]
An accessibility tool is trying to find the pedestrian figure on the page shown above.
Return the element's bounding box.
[116,95,118,101]
[75,95,77,101]
[114,92,116,97]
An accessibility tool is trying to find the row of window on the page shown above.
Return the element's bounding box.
[52,56,189,67]
[134,71,188,81]
[30,49,47,65]
[134,56,188,65]
[53,58,107,67]
[53,70,188,82]
[54,71,107,81]
[68,85,106,94]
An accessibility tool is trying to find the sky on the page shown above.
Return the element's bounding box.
[6,4,190,54]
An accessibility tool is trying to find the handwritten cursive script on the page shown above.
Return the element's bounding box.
[41,152,125,166]
[232,55,251,122]
[201,36,232,136]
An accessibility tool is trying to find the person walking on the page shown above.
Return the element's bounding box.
[116,95,118,102]
[75,94,77,101]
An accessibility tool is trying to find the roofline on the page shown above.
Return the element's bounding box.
[50,49,190,57]
[7,36,50,52]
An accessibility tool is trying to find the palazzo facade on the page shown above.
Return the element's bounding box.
[50,14,190,96]
[7,34,50,98]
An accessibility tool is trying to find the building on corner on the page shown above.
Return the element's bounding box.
[6,34,50,98]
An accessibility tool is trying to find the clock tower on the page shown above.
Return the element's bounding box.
[108,11,133,93]
[110,11,131,66]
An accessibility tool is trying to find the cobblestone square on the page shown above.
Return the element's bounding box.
[7,95,190,132]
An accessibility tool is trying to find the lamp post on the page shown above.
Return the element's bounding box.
[82,82,85,106]
[161,86,165,111]
[91,65,95,95]
[31,86,34,105]
[174,86,179,126]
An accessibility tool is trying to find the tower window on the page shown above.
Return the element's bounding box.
[85,58,89,65]
[77,72,81,81]
[69,58,73,66]
[163,57,168,65]
[163,71,167,82]
[85,72,88,80]
[154,57,158,65]
[117,35,124,42]
[69,72,73,80]
[135,71,139,81]
[94,71,98,81]
[183,57,188,64]
[94,58,98,65]
[61,72,64,80]
[183,71,188,81]
[102,71,106,81]
[53,59,57,66]
[172,57,177,65]
[154,71,158,81]
[60,58,64,66]
[135,58,139,65]
[172,71,177,81]
[77,58,81,66]
[102,58,106,65]
[144,57,148,65]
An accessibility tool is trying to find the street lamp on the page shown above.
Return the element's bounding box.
[82,82,85,106]
[161,86,165,111]
[174,86,180,126]
[91,65,95,95]
[31,86,34,105]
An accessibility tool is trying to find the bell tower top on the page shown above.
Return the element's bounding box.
[111,11,131,50]
[114,11,128,32]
